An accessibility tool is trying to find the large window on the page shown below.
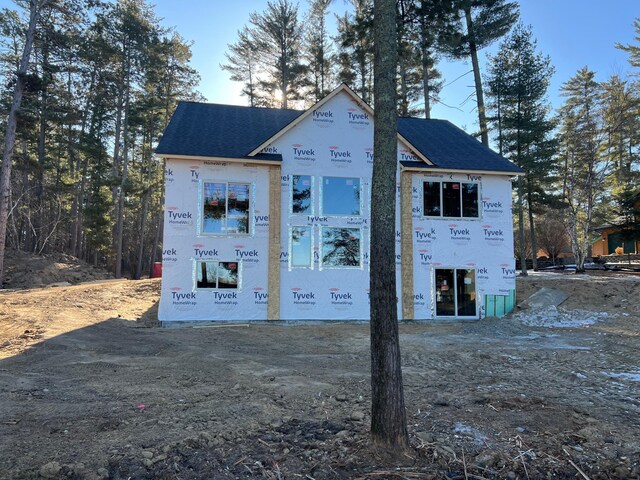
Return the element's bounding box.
[321,227,361,268]
[292,175,312,214]
[290,226,312,268]
[196,261,239,289]
[434,268,476,317]
[423,181,478,218]
[322,177,361,216]
[202,182,250,235]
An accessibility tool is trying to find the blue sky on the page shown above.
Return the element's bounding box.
[149,0,638,132]
[1,0,637,132]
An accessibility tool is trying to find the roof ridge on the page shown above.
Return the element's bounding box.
[178,100,304,113]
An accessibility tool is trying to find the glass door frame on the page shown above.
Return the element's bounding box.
[432,267,479,319]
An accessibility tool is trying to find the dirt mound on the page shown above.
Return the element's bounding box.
[2,248,113,289]
[516,270,640,318]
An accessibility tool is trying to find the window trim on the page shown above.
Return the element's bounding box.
[421,180,480,219]
[320,176,362,217]
[194,259,242,291]
[289,225,314,269]
[200,179,252,236]
[319,226,363,270]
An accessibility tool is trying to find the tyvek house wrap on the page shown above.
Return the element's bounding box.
[158,89,516,322]
[159,161,270,321]
[409,173,516,320]
[269,90,399,320]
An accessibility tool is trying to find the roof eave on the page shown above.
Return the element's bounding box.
[400,162,524,176]
[156,153,282,166]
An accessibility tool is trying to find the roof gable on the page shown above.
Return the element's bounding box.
[155,85,523,175]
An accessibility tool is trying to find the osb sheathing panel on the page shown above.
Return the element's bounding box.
[401,170,414,320]
[267,165,281,320]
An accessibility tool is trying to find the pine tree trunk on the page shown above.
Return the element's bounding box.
[517,176,528,275]
[136,188,150,279]
[399,58,408,116]
[0,0,46,286]
[149,209,161,278]
[114,115,130,279]
[370,0,408,451]
[21,139,32,252]
[526,180,538,270]
[464,7,489,146]
[420,17,431,119]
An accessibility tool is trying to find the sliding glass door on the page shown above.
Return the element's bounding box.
[435,268,477,318]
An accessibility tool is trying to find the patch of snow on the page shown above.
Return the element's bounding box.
[602,371,640,382]
[514,305,609,328]
[453,422,489,446]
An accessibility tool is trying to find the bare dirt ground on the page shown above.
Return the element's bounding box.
[2,249,113,289]
[0,272,639,479]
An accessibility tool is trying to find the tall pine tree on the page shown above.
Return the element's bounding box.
[558,67,607,272]
[443,0,518,145]
[486,23,556,271]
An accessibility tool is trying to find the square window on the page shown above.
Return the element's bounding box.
[292,175,312,214]
[291,226,312,268]
[202,181,250,235]
[217,262,239,288]
[196,260,239,289]
[321,227,361,268]
[322,177,361,216]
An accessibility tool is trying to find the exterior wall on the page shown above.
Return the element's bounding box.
[158,160,271,322]
[592,238,606,257]
[408,171,515,319]
[158,91,517,322]
[593,228,640,256]
[266,90,395,319]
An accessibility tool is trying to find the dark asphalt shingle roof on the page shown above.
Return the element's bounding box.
[155,101,304,160]
[397,117,523,173]
[156,101,523,174]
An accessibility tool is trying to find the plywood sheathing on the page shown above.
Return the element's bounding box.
[401,170,415,320]
[267,165,282,320]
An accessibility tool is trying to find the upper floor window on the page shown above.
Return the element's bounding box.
[423,181,478,218]
[202,181,250,235]
[292,175,312,214]
[322,176,361,216]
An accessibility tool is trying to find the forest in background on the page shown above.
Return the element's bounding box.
[0,0,638,281]
[0,0,201,281]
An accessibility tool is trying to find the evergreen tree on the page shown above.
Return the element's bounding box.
[396,0,423,116]
[443,0,518,145]
[336,0,374,103]
[370,0,408,451]
[557,67,607,272]
[406,0,457,118]
[304,0,334,103]
[485,23,556,271]
[248,0,307,109]
[0,0,54,285]
[0,0,200,281]
[221,27,260,107]
[616,18,640,69]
